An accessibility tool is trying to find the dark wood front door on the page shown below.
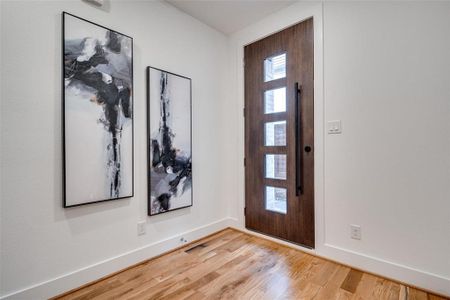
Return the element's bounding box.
[244,18,314,248]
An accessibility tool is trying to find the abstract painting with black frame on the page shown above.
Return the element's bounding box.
[62,12,133,207]
[147,67,192,216]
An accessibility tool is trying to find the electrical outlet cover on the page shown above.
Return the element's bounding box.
[350,224,361,240]
[137,221,146,236]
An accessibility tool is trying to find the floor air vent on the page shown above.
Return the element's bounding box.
[185,243,207,253]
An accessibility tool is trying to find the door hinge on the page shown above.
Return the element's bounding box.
[244,207,246,215]
[244,157,246,167]
[243,107,246,118]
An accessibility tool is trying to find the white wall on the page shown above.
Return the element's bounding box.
[228,1,450,296]
[0,0,230,298]
[323,0,450,286]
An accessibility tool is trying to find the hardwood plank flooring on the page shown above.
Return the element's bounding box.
[54,229,449,300]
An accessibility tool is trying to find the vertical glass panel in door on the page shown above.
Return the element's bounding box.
[265,121,286,146]
[265,154,287,180]
[265,186,287,214]
[264,87,286,114]
[264,53,286,82]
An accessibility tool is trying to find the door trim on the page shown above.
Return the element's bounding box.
[232,2,324,251]
[244,19,315,247]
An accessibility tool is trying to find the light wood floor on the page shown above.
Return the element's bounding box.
[55,228,448,300]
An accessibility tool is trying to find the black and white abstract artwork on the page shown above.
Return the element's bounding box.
[63,12,133,207]
[147,67,192,216]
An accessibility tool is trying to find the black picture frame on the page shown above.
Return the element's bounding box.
[147,66,193,216]
[62,12,134,208]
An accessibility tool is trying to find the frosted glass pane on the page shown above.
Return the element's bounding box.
[264,87,286,114]
[264,53,286,82]
[265,154,287,180]
[265,121,286,146]
[265,186,287,214]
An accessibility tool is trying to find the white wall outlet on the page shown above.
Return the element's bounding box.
[137,221,146,236]
[350,224,361,240]
[327,120,342,134]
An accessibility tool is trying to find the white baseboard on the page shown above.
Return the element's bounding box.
[4,216,448,299]
[0,218,233,300]
[227,219,450,297]
[319,243,450,297]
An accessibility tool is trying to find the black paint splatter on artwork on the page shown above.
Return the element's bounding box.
[151,73,191,213]
[65,31,132,198]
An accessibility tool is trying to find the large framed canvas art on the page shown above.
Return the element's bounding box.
[62,12,133,207]
[147,67,192,216]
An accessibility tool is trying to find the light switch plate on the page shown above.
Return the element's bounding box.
[327,120,342,134]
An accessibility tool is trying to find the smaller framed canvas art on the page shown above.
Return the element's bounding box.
[147,67,193,216]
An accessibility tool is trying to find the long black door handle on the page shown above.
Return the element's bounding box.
[295,82,303,196]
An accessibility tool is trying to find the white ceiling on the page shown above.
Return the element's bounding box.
[165,0,297,35]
